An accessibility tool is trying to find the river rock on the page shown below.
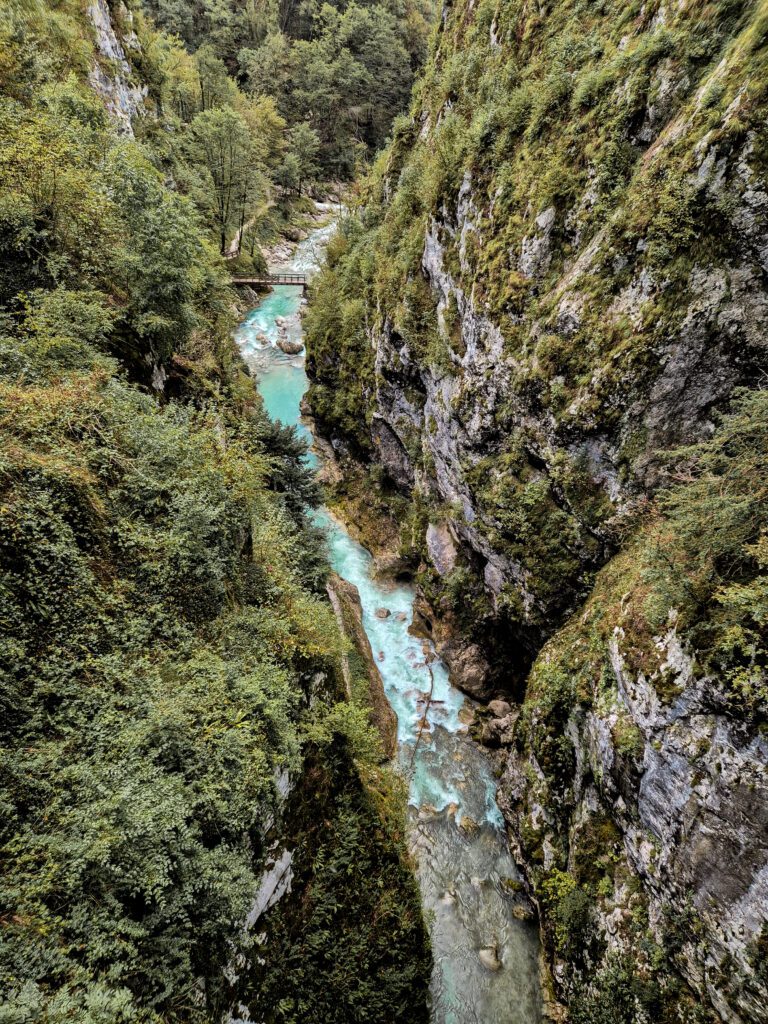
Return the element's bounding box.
[481,713,516,749]
[395,611,407,622]
[479,946,502,971]
[480,718,505,748]
[375,607,391,619]
[441,641,493,701]
[278,338,303,355]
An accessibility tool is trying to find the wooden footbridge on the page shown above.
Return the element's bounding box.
[231,273,308,293]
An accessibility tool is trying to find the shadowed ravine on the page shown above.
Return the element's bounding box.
[234,218,542,1024]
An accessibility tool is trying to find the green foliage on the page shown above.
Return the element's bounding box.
[0,86,231,374]
[0,343,341,1020]
[568,947,711,1024]
[642,389,768,712]
[0,0,430,270]
[539,871,594,960]
[147,0,434,180]
[304,700,383,765]
[235,742,430,1024]
[276,121,321,194]
[304,219,377,452]
[569,955,644,1024]
[0,3,432,1020]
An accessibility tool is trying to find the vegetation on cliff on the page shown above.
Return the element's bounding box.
[0,1,430,1020]
[509,388,768,1021]
[306,0,768,1019]
[306,0,768,660]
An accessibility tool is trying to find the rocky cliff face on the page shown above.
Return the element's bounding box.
[306,0,768,1018]
[498,603,768,1023]
[87,0,147,135]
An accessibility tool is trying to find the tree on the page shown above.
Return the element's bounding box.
[238,30,294,100]
[187,106,263,254]
[196,42,238,110]
[239,93,287,170]
[287,121,320,192]
[106,144,215,361]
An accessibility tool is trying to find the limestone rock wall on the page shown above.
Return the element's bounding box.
[87,0,147,135]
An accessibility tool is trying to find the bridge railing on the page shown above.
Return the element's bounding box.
[231,274,308,286]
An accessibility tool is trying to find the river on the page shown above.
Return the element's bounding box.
[234,214,542,1024]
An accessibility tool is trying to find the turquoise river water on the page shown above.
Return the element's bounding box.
[234,217,542,1024]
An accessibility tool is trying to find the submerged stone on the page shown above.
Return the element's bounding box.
[479,946,502,972]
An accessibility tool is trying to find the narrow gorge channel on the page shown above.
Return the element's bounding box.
[235,219,542,1024]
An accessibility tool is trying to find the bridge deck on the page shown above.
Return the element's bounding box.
[231,273,308,289]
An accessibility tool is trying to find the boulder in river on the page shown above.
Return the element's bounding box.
[278,338,303,355]
[375,607,391,619]
[459,815,479,836]
[479,946,502,972]
[458,705,475,726]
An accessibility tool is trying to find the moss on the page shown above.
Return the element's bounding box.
[519,818,546,866]
[612,714,645,760]
[572,815,623,887]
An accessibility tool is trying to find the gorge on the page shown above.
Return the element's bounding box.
[1,1,767,1023]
